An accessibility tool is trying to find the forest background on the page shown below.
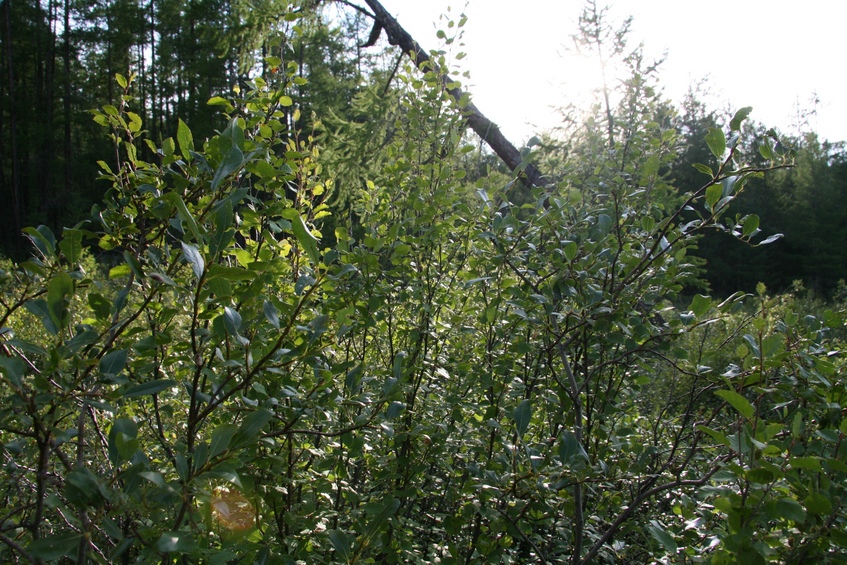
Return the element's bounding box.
[1,0,847,563]
[2,0,846,296]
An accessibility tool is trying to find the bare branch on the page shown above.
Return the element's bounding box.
[350,0,547,189]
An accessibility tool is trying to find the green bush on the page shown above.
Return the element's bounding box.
[1,54,844,565]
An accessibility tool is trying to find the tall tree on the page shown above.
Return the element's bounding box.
[0,0,23,251]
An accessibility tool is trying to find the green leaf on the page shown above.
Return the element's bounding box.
[207,265,256,281]
[177,118,194,160]
[327,530,354,563]
[804,492,833,515]
[231,408,274,448]
[758,142,773,162]
[646,521,677,554]
[345,364,363,393]
[108,417,138,464]
[512,399,532,437]
[789,456,822,471]
[597,213,612,235]
[283,210,320,265]
[109,264,132,279]
[563,240,578,262]
[24,225,57,258]
[66,466,109,507]
[263,300,280,330]
[643,154,660,177]
[705,128,726,159]
[705,183,722,209]
[210,424,238,459]
[64,329,98,354]
[746,467,775,484]
[774,497,806,523]
[758,233,783,245]
[692,162,713,176]
[28,533,82,560]
[162,137,175,157]
[393,351,406,382]
[115,432,139,462]
[695,424,730,447]
[714,389,755,420]
[100,349,128,376]
[690,294,711,318]
[361,496,400,548]
[0,356,25,389]
[24,299,59,334]
[730,106,753,131]
[181,242,205,279]
[741,214,760,237]
[295,273,316,295]
[559,431,588,467]
[60,228,84,264]
[47,271,74,329]
[124,379,176,397]
[139,471,171,489]
[123,250,144,278]
[164,192,203,244]
[223,306,242,337]
[211,120,245,191]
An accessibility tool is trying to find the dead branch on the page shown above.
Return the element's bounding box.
[351,0,547,189]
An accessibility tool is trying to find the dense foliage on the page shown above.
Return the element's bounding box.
[2,0,847,295]
[2,1,847,564]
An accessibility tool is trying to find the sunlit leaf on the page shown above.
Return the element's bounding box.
[714,389,755,420]
[705,128,726,159]
[177,118,194,160]
[59,228,83,264]
[730,106,753,131]
[741,214,760,237]
[690,294,711,318]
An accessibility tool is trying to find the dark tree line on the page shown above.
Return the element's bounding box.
[0,0,239,255]
[670,94,847,298]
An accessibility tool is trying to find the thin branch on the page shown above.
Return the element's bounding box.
[348,0,547,189]
[579,455,729,564]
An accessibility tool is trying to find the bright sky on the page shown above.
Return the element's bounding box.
[378,0,847,145]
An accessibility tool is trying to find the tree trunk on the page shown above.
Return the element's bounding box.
[358,0,546,190]
[38,0,58,225]
[63,0,71,200]
[1,0,23,251]
[149,0,158,141]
